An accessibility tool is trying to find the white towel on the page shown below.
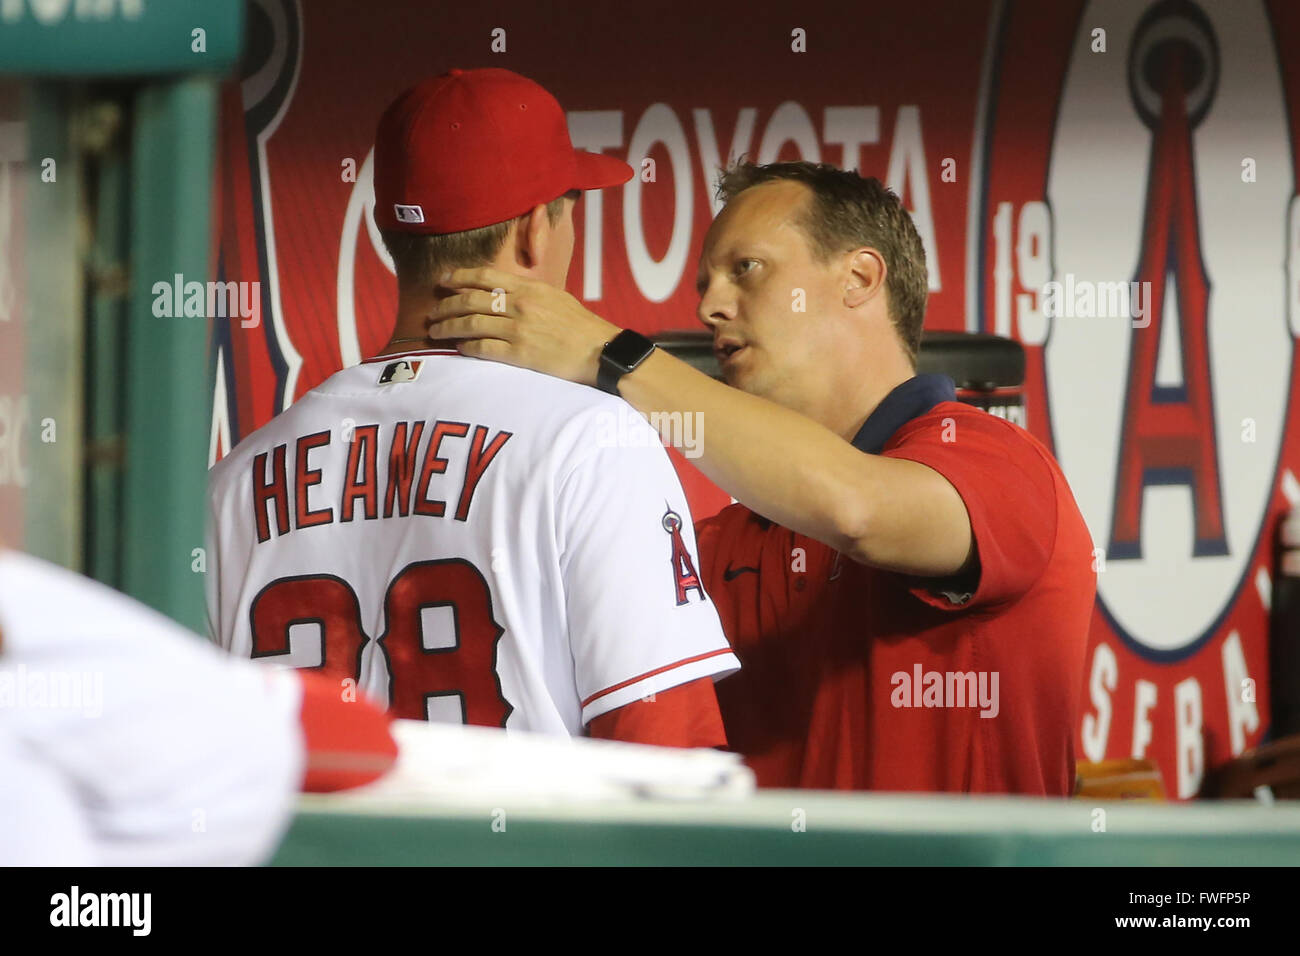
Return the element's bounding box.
[343,720,755,806]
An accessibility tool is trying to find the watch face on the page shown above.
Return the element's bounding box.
[598,331,655,393]
[606,330,654,370]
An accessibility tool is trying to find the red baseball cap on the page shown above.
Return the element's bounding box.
[373,68,633,234]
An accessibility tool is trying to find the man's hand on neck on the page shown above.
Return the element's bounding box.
[377,285,461,357]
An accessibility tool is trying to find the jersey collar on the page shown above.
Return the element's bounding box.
[849,373,956,454]
[362,348,461,363]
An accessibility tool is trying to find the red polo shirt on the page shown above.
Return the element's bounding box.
[697,379,1095,794]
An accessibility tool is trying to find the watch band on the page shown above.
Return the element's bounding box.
[597,329,656,395]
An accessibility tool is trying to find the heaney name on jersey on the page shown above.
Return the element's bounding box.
[251,419,511,543]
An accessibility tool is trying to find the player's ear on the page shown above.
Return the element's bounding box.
[514,203,551,272]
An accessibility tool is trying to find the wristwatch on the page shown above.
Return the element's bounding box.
[597,329,656,395]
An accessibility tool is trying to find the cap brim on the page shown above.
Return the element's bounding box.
[572,149,635,190]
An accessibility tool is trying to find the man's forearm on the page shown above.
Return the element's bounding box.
[617,349,973,576]
[617,348,873,554]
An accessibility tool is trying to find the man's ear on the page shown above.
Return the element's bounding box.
[513,203,552,273]
[844,248,886,309]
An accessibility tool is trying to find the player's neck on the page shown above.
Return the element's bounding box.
[375,289,456,357]
[373,334,459,357]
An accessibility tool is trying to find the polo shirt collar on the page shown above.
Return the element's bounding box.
[849,373,956,454]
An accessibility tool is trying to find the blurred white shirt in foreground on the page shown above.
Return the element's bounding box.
[0,552,305,866]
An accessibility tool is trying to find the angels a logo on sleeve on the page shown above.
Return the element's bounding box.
[662,507,706,606]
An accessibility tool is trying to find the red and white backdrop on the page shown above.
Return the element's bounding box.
[214,0,1300,798]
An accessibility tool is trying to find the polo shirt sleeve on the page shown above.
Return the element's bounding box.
[882,408,1059,610]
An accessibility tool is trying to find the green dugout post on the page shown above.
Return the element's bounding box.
[1,0,245,627]
[120,76,217,633]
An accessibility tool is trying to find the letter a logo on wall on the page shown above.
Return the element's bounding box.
[1109,0,1226,564]
[1044,0,1294,659]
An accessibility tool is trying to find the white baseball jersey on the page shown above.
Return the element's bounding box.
[206,348,738,734]
[0,550,304,866]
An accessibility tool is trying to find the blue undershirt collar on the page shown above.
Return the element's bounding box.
[849,373,956,454]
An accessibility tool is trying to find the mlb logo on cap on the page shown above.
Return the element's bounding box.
[394,204,425,224]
